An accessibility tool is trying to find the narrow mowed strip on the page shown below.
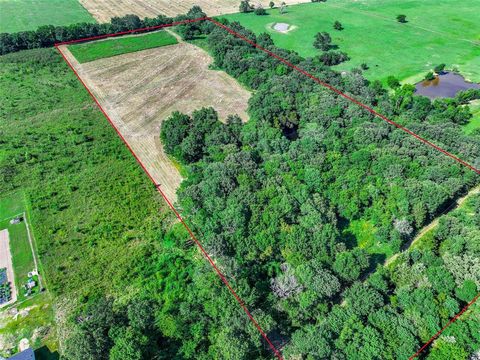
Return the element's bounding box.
[68,30,178,63]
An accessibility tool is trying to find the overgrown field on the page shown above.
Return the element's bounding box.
[222,0,480,83]
[0,46,178,301]
[68,30,178,63]
[0,0,95,33]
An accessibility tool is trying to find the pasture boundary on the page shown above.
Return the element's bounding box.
[54,16,480,359]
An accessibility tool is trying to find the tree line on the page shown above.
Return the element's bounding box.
[0,7,209,55]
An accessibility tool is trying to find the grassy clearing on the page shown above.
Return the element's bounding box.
[463,101,480,134]
[0,0,95,33]
[0,47,169,299]
[0,192,24,220]
[221,0,480,83]
[68,30,178,63]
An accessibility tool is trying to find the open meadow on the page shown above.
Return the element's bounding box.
[0,0,95,33]
[222,0,480,83]
[62,37,250,200]
[78,0,310,22]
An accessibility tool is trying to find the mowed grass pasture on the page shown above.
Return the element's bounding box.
[221,0,480,83]
[69,30,178,63]
[0,192,35,296]
[0,0,95,33]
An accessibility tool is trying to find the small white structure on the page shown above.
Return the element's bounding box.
[26,280,35,290]
[9,217,23,225]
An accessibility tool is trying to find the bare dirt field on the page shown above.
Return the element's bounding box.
[0,229,17,307]
[79,0,310,23]
[59,41,250,201]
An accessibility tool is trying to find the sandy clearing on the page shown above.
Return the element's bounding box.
[60,41,250,201]
[79,0,311,23]
[0,229,17,307]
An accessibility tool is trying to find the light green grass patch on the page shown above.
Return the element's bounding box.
[463,100,480,134]
[0,192,24,220]
[221,0,480,83]
[69,30,178,63]
[0,0,95,33]
[411,227,435,251]
[347,219,377,249]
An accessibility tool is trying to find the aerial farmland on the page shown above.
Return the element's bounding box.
[0,1,479,359]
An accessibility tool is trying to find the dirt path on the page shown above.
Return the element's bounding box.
[0,229,17,307]
[385,185,480,266]
[23,212,42,289]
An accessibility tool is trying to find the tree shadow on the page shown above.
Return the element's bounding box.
[35,346,60,360]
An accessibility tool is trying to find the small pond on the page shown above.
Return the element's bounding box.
[273,23,290,32]
[415,72,480,99]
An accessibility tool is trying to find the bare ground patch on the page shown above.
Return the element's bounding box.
[79,0,311,22]
[60,42,250,201]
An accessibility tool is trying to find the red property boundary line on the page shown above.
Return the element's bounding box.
[55,18,283,360]
[54,16,480,359]
[409,292,480,360]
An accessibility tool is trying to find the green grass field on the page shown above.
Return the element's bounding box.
[0,192,24,220]
[0,0,95,33]
[69,30,178,63]
[221,0,480,83]
[463,100,480,134]
[0,192,36,297]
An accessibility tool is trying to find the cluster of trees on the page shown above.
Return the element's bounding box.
[285,193,480,359]
[160,17,480,359]
[240,1,288,14]
[313,31,349,66]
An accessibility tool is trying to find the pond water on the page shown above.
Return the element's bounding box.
[415,72,480,99]
[273,23,290,32]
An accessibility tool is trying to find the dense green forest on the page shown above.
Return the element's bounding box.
[160,18,480,359]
